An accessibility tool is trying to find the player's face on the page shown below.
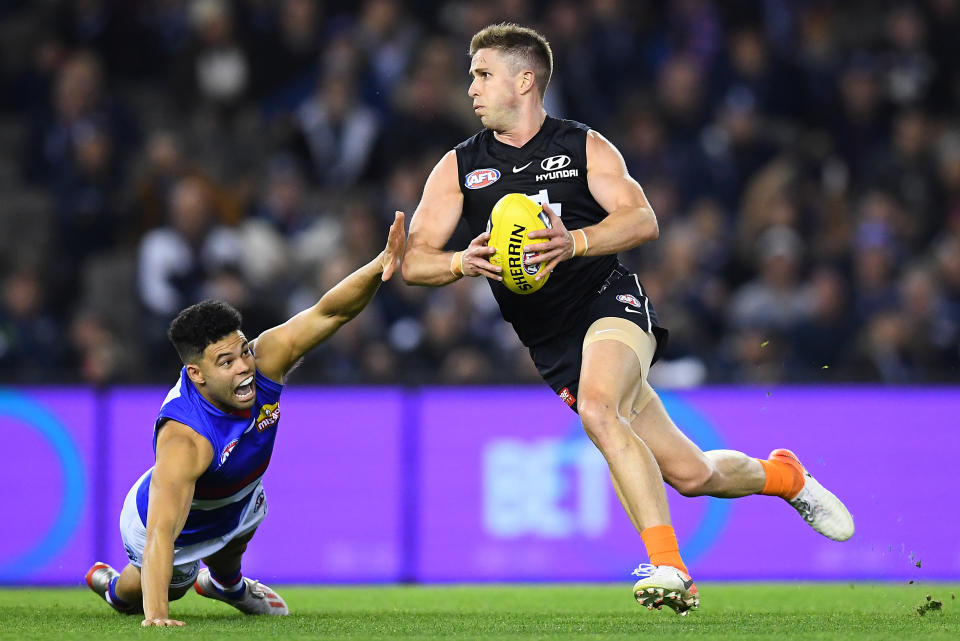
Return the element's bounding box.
[193,330,257,412]
[468,48,521,132]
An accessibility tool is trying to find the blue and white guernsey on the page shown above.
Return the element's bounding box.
[133,367,283,546]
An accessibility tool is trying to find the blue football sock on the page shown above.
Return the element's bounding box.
[106,576,131,609]
[209,569,246,600]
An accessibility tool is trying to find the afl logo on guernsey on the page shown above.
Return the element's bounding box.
[220,438,239,465]
[465,168,500,189]
[255,402,280,432]
[617,294,642,308]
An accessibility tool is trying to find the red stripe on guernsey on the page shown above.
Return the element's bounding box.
[229,408,251,418]
[193,456,271,499]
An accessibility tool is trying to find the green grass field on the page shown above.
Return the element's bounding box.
[1,583,958,640]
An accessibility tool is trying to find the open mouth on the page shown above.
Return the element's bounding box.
[234,375,254,402]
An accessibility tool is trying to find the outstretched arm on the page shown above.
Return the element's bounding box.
[402,150,503,285]
[251,212,406,381]
[141,421,212,626]
[525,130,659,274]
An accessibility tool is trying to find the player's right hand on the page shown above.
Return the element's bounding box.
[142,618,186,627]
[461,231,502,281]
[380,210,406,281]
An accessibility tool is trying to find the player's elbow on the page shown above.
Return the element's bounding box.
[400,252,427,285]
[400,256,416,284]
[637,211,659,243]
[646,219,660,242]
[317,304,355,328]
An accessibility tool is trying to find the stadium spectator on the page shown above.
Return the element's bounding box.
[24,50,138,185]
[355,0,419,108]
[851,208,900,323]
[728,226,807,332]
[0,268,63,381]
[248,0,322,103]
[881,4,933,107]
[852,310,915,383]
[934,235,960,327]
[142,0,192,62]
[50,122,124,310]
[830,53,889,183]
[292,70,380,187]
[8,31,67,116]
[69,309,135,384]
[787,266,856,378]
[52,0,154,78]
[700,85,778,210]
[865,109,939,248]
[543,2,610,126]
[897,264,959,375]
[172,0,251,115]
[137,176,243,360]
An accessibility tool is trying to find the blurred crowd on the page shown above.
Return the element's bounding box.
[0,0,958,385]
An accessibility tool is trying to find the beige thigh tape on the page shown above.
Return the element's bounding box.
[582,317,658,416]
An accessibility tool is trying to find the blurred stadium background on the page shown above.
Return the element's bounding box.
[0,0,958,586]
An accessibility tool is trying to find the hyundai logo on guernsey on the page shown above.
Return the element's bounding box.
[536,155,578,182]
[541,155,571,171]
[616,294,642,307]
[465,168,501,189]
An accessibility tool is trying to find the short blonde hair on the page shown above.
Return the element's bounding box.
[469,23,553,98]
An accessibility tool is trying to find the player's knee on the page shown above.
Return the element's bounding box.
[578,397,626,450]
[168,583,192,602]
[669,462,717,497]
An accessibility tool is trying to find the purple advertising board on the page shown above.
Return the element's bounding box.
[416,387,960,581]
[3,385,959,584]
[0,388,96,584]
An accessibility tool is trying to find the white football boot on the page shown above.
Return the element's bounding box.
[772,449,855,541]
[193,568,289,615]
[632,564,699,615]
[85,561,142,614]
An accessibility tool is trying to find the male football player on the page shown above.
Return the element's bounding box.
[86,212,405,626]
[401,23,853,615]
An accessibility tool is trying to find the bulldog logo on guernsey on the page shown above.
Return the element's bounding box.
[220,438,239,465]
[465,168,500,189]
[256,402,280,432]
[617,294,642,307]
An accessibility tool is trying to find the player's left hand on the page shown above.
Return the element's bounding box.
[380,211,406,281]
[141,617,186,627]
[524,203,573,279]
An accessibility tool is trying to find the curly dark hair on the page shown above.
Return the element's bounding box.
[167,300,243,364]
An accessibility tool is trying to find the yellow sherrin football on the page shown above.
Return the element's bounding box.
[486,193,552,295]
